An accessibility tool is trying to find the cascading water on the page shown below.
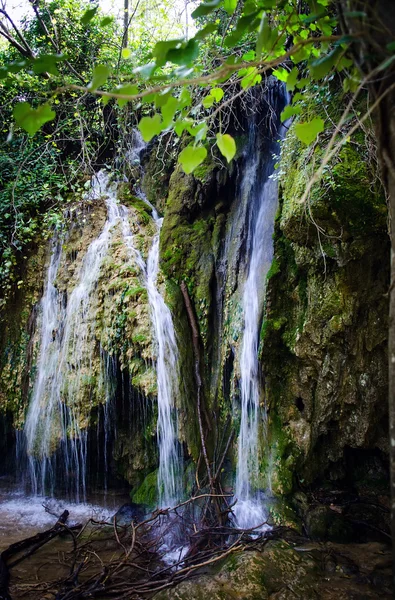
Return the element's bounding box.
[127,131,182,507]
[23,136,182,507]
[23,172,142,500]
[145,210,181,507]
[234,85,288,529]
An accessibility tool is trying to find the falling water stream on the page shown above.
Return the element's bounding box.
[234,89,287,528]
[24,173,135,500]
[145,210,181,508]
[13,88,286,540]
[22,134,181,510]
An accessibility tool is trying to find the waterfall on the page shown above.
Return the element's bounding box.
[234,86,287,528]
[146,211,181,507]
[128,131,182,507]
[24,139,182,506]
[23,172,141,500]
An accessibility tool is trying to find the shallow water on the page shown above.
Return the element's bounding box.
[0,480,128,550]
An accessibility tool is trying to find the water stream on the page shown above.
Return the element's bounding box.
[23,173,134,500]
[234,88,287,528]
[128,132,182,507]
[22,142,181,508]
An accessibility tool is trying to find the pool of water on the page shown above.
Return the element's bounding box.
[0,479,129,550]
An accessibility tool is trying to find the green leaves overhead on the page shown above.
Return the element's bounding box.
[81,6,98,26]
[13,102,56,136]
[224,0,237,14]
[167,39,200,66]
[280,105,301,122]
[216,133,236,162]
[194,23,218,40]
[294,118,325,145]
[224,12,260,47]
[192,0,222,19]
[31,54,66,76]
[152,38,199,67]
[178,144,207,174]
[310,46,342,80]
[138,114,163,142]
[115,84,138,108]
[88,64,110,91]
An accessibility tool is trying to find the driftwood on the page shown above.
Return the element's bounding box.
[0,509,81,600]
[0,494,306,600]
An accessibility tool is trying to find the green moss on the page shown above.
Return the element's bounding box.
[265,413,300,496]
[266,257,280,280]
[131,469,159,508]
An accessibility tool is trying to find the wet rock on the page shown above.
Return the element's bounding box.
[305,505,354,542]
[113,502,146,525]
[155,540,392,600]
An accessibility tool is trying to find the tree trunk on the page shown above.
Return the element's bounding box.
[341,0,395,587]
[123,0,129,48]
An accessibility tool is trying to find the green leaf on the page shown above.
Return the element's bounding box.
[192,0,221,19]
[303,10,327,24]
[194,23,218,40]
[224,12,260,47]
[179,88,192,108]
[272,67,289,82]
[191,122,208,143]
[88,64,110,91]
[286,66,298,91]
[178,144,207,174]
[153,39,183,67]
[292,92,304,103]
[256,13,271,59]
[377,55,395,71]
[81,6,98,26]
[138,114,163,142]
[309,46,342,80]
[280,105,301,122]
[294,118,325,145]
[115,84,138,107]
[154,91,171,108]
[121,48,131,59]
[133,62,156,79]
[166,39,199,66]
[174,117,193,137]
[210,87,224,102]
[202,95,215,108]
[14,102,55,136]
[241,68,261,89]
[224,0,237,14]
[342,11,367,18]
[100,16,113,26]
[161,96,179,127]
[386,41,395,52]
[32,54,65,75]
[216,133,236,162]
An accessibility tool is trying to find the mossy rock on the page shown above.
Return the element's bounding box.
[154,541,319,599]
[131,469,159,508]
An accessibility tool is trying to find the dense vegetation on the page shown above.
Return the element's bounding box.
[2,0,392,303]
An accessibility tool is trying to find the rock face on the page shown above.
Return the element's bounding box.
[154,540,392,600]
[261,113,389,493]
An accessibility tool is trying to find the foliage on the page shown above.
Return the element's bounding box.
[0,0,394,298]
